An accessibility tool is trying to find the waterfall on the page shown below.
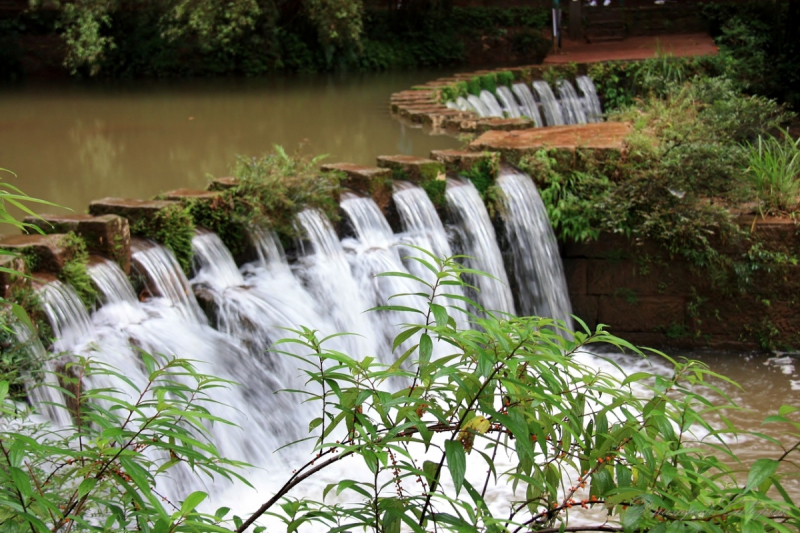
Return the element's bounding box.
[576,75,603,123]
[89,258,137,305]
[293,209,381,358]
[496,86,521,119]
[532,81,565,126]
[479,90,504,117]
[512,83,544,127]
[339,193,435,360]
[131,242,207,324]
[557,79,588,125]
[455,96,476,113]
[445,178,516,316]
[39,280,96,352]
[467,94,492,118]
[497,167,572,328]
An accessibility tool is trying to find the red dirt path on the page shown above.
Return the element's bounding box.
[544,33,718,64]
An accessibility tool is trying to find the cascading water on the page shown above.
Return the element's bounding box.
[131,242,207,324]
[532,80,565,126]
[455,96,476,113]
[479,90,505,117]
[495,86,521,118]
[90,258,138,305]
[339,193,437,360]
[576,75,603,123]
[496,167,573,327]
[557,79,588,125]
[467,94,492,117]
[445,178,516,316]
[512,82,543,127]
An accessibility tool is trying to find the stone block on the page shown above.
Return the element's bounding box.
[0,254,28,299]
[376,155,445,184]
[88,198,181,226]
[430,150,500,175]
[0,234,74,274]
[586,259,691,297]
[207,177,238,191]
[562,258,587,295]
[164,189,222,201]
[469,122,631,154]
[23,213,131,274]
[569,293,597,331]
[322,163,393,212]
[597,295,685,333]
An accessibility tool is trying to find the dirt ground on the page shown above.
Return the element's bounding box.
[543,33,718,64]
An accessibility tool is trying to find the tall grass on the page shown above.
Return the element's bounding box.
[745,129,800,214]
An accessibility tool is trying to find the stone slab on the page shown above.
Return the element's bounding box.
[562,258,587,295]
[470,122,632,153]
[207,177,238,191]
[164,189,222,200]
[89,198,181,223]
[376,155,445,184]
[24,213,131,274]
[321,163,393,212]
[0,233,72,274]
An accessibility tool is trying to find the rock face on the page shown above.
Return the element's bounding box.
[430,150,499,175]
[24,213,132,274]
[0,234,74,275]
[0,254,28,299]
[321,163,393,212]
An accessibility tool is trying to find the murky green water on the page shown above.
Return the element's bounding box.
[0,71,460,216]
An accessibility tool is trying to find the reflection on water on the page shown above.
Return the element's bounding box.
[0,72,461,216]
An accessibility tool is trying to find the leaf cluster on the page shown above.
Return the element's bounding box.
[131,204,195,276]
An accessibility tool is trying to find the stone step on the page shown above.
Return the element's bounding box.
[207,177,238,191]
[23,213,131,274]
[321,163,393,211]
[163,189,222,201]
[376,155,445,184]
[89,198,181,222]
[430,150,500,175]
[0,234,74,275]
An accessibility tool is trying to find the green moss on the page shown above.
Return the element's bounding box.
[59,232,98,310]
[496,71,514,88]
[421,179,447,208]
[462,155,498,196]
[419,162,445,182]
[479,73,497,94]
[131,205,196,275]
[466,77,481,97]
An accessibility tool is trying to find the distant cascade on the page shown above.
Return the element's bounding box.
[576,75,603,123]
[455,96,476,113]
[556,79,588,125]
[496,86,522,118]
[467,94,492,117]
[512,83,543,127]
[445,178,516,316]
[479,90,505,117]
[89,258,137,305]
[251,226,288,270]
[532,81,565,126]
[294,209,381,358]
[497,167,572,327]
[131,242,207,324]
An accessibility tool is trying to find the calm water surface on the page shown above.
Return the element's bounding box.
[0,71,460,216]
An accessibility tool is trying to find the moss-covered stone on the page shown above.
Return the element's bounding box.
[376,155,445,184]
[321,163,393,213]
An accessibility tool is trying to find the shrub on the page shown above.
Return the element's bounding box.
[131,204,196,275]
[466,77,481,97]
[478,73,497,94]
[745,130,800,214]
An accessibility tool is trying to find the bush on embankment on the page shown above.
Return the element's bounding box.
[0,3,550,79]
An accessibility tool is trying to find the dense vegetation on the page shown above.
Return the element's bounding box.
[0,1,549,79]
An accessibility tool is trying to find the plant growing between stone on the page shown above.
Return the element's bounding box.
[745,129,800,215]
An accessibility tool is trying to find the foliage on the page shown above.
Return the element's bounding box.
[478,73,497,95]
[131,204,195,275]
[461,156,498,198]
[58,232,98,310]
[466,77,481,97]
[189,146,341,257]
[745,129,800,215]
[420,179,446,208]
[5,252,800,532]
[0,354,252,532]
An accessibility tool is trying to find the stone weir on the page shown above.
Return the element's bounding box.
[3,141,800,352]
